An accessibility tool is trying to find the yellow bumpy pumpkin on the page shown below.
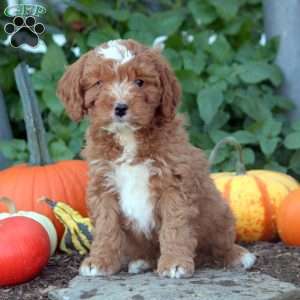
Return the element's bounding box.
[210,137,299,242]
[41,197,93,255]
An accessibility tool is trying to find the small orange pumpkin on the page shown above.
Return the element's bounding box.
[210,137,299,242]
[278,188,300,246]
[0,63,88,239]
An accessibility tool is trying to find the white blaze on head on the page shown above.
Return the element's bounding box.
[96,40,135,64]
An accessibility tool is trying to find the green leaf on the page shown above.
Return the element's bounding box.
[100,9,130,21]
[42,88,64,116]
[261,119,282,137]
[68,124,85,155]
[31,71,51,91]
[197,84,224,124]
[207,111,230,131]
[87,28,120,48]
[188,0,217,25]
[151,10,185,36]
[292,120,300,131]
[259,136,280,156]
[232,131,257,144]
[41,43,67,76]
[237,97,271,122]
[223,19,243,35]
[124,31,154,46]
[284,132,300,149]
[194,31,213,50]
[0,139,28,161]
[237,62,282,86]
[219,157,235,172]
[209,147,230,164]
[263,94,294,111]
[207,64,237,84]
[289,150,300,174]
[50,139,75,161]
[242,148,255,165]
[128,13,152,33]
[177,70,203,94]
[49,118,72,142]
[207,35,233,63]
[164,48,182,71]
[181,50,206,75]
[189,130,214,149]
[209,130,229,143]
[264,162,287,173]
[239,98,271,121]
[210,0,240,20]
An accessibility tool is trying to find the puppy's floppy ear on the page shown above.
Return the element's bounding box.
[156,57,181,122]
[57,54,88,122]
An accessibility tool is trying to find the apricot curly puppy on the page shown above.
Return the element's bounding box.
[57,39,255,278]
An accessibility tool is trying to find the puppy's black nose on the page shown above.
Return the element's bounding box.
[115,103,128,117]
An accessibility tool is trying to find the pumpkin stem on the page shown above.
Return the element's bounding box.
[14,63,52,166]
[0,197,17,213]
[209,137,246,175]
[39,196,57,208]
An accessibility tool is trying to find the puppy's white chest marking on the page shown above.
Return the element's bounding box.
[115,161,154,236]
[106,126,155,236]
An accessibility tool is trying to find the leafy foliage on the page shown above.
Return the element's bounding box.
[0,0,299,179]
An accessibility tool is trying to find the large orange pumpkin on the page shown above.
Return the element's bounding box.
[278,188,300,246]
[210,137,299,242]
[0,63,88,239]
[0,161,87,238]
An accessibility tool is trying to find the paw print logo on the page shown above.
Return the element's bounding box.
[4,16,45,48]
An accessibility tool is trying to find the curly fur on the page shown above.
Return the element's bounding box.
[57,39,255,278]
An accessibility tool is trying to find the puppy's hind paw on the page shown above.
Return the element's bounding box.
[227,245,256,270]
[240,252,256,270]
[128,259,151,274]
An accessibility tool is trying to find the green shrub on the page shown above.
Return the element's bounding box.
[0,0,299,179]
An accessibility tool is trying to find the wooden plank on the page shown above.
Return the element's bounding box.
[263,0,300,120]
[14,62,51,165]
[0,88,13,169]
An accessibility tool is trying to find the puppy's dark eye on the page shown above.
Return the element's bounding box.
[134,79,144,87]
[85,80,102,91]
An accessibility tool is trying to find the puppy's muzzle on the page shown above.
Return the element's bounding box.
[115,103,128,117]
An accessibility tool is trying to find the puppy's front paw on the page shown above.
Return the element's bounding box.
[157,255,194,279]
[79,256,121,277]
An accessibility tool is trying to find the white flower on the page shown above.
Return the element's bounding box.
[71,46,81,57]
[26,66,35,74]
[208,34,217,45]
[181,31,194,43]
[187,34,194,43]
[52,34,66,46]
[196,18,202,26]
[259,33,267,46]
[152,36,168,50]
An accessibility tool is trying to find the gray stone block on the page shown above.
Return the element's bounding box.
[49,269,299,300]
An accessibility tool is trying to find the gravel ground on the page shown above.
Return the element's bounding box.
[1,242,299,300]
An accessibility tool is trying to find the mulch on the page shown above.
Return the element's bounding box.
[1,241,299,300]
